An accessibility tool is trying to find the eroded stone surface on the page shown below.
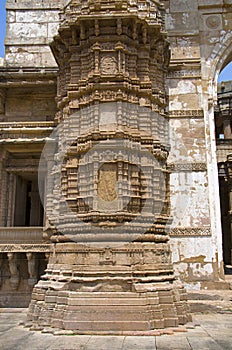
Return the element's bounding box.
[0,0,231,329]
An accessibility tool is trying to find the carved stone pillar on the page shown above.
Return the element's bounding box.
[0,254,3,288]
[0,151,8,227]
[29,182,42,226]
[229,186,232,265]
[26,253,37,286]
[45,253,50,262]
[7,173,16,227]
[7,253,20,290]
[226,155,232,265]
[42,148,56,240]
[0,88,6,120]
[223,119,232,139]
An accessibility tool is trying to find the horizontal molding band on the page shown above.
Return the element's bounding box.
[169,110,204,118]
[170,227,211,236]
[168,162,207,172]
[0,244,50,253]
[0,121,55,128]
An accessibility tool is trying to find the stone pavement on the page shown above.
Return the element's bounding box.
[0,309,232,350]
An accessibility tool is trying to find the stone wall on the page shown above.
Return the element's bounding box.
[165,0,232,288]
[4,0,63,67]
[0,1,60,305]
[4,86,57,122]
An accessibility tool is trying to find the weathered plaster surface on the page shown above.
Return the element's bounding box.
[170,237,224,289]
[166,0,231,284]
[170,172,210,229]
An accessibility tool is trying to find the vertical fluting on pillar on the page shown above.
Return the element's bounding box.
[28,0,191,332]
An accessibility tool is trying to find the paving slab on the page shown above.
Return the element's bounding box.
[0,310,232,350]
[6,332,56,350]
[187,336,225,350]
[122,335,156,350]
[84,335,124,350]
[49,335,92,350]
[0,326,35,350]
[209,337,232,350]
[156,335,191,350]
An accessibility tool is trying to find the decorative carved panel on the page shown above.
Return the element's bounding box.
[98,163,118,202]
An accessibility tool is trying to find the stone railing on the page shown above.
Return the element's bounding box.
[0,227,45,244]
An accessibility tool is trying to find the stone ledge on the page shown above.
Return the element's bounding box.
[6,3,62,10]
[168,162,207,172]
[0,244,50,253]
[0,66,58,75]
[170,227,211,236]
[168,109,204,118]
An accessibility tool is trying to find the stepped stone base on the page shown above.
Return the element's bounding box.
[27,243,191,333]
[28,289,190,332]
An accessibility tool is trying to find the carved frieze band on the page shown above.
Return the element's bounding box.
[168,68,201,79]
[6,167,39,173]
[0,244,50,253]
[168,162,207,172]
[0,122,55,128]
[169,110,204,118]
[0,137,49,144]
[170,227,211,236]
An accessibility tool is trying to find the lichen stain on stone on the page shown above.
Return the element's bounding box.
[182,255,206,264]
[212,252,224,280]
[17,48,27,53]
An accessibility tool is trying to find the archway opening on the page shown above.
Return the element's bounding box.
[215,62,232,273]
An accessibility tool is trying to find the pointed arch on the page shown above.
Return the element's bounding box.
[207,31,232,268]
[210,31,232,84]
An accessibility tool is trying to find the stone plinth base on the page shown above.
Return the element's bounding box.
[28,289,190,332]
[27,243,191,332]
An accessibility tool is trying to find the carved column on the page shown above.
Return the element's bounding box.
[0,254,3,288]
[0,88,6,120]
[45,253,50,263]
[26,253,37,286]
[43,147,56,240]
[6,173,16,227]
[226,155,232,264]
[7,253,20,290]
[0,151,8,227]
[223,119,232,139]
[29,182,42,226]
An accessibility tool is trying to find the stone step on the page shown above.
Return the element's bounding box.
[200,280,231,290]
[187,291,224,301]
[187,289,232,314]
